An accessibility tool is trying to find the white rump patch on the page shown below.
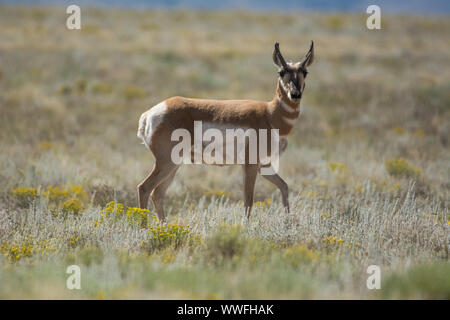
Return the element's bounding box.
[137,101,167,148]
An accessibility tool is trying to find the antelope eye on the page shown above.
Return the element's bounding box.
[278,70,286,77]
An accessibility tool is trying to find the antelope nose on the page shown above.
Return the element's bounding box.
[291,92,301,99]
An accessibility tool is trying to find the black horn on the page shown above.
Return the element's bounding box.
[273,42,288,69]
[301,40,314,67]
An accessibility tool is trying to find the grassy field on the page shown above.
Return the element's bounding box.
[0,5,449,299]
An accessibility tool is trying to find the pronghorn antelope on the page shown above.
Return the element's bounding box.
[137,41,314,221]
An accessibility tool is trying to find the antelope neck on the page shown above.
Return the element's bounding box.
[276,79,300,111]
[266,79,301,136]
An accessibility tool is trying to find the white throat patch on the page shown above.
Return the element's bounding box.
[278,97,299,113]
[278,82,300,112]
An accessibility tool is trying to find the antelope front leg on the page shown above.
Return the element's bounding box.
[243,164,258,219]
[261,173,290,213]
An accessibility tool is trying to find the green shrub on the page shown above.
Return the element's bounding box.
[281,245,319,268]
[385,158,422,179]
[77,247,104,266]
[100,201,153,228]
[382,263,450,299]
[91,82,113,94]
[10,185,88,214]
[142,223,198,253]
[75,78,87,93]
[205,224,245,265]
[123,85,145,100]
[58,85,72,95]
[61,198,83,215]
[10,187,38,207]
[0,241,34,263]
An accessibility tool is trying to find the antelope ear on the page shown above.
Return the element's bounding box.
[301,41,314,67]
[272,42,282,68]
[272,42,288,69]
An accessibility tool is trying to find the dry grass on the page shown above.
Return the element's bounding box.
[0,5,448,299]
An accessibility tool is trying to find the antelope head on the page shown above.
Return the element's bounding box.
[273,41,314,101]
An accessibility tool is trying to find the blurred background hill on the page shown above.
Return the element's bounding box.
[1,0,450,15]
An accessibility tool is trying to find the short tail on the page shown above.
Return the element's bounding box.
[137,102,167,149]
[137,112,150,148]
